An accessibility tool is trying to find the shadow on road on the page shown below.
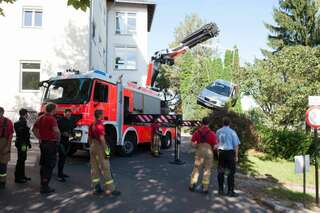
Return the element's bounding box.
[1,136,271,213]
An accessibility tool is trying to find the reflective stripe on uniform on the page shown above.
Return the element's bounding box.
[0,173,7,177]
[202,180,209,185]
[105,180,114,185]
[21,145,27,152]
[92,178,100,183]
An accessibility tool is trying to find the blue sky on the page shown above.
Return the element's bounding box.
[148,0,279,64]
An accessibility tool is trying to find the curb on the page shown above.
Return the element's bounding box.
[257,199,317,213]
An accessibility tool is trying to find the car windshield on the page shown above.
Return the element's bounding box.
[43,79,92,104]
[206,82,231,97]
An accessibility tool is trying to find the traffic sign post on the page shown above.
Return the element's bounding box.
[294,155,310,194]
[306,105,320,205]
[315,128,319,204]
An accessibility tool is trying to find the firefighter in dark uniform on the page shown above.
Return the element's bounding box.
[14,108,32,183]
[57,109,74,182]
[32,103,60,194]
[0,107,14,189]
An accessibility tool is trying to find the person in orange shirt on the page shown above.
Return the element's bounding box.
[0,107,14,189]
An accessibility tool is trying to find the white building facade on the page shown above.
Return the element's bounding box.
[0,0,155,118]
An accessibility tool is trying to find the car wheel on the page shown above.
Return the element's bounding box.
[161,133,172,149]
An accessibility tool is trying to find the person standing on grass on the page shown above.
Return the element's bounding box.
[189,117,218,194]
[216,117,240,197]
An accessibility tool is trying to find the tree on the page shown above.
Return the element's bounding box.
[232,46,240,73]
[173,13,213,57]
[239,46,320,128]
[264,0,320,53]
[0,0,15,16]
[157,14,243,118]
[157,14,214,118]
[67,0,90,11]
[0,0,90,16]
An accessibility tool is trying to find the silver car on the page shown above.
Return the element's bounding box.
[197,79,239,109]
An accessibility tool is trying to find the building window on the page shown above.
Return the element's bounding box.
[115,47,137,70]
[23,8,43,27]
[21,61,41,91]
[116,12,136,35]
[93,82,108,102]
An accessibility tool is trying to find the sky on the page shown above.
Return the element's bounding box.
[148,0,279,64]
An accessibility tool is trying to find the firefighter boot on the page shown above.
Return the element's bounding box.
[94,183,103,194]
[0,181,5,189]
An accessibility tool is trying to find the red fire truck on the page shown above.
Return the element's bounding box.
[39,23,219,156]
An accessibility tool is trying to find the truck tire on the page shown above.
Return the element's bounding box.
[161,133,172,149]
[68,145,78,157]
[117,132,137,157]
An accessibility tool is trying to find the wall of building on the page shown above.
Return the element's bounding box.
[106,1,149,86]
[90,0,107,71]
[0,0,90,118]
[0,0,151,120]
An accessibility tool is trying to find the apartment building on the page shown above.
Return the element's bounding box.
[0,0,155,118]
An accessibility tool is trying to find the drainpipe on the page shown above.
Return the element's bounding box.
[88,0,93,70]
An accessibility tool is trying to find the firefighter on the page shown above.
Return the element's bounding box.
[14,108,32,183]
[189,117,218,194]
[32,103,60,194]
[88,109,121,196]
[0,107,14,189]
[150,118,161,157]
[57,109,73,182]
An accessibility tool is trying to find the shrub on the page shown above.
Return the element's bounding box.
[207,108,260,158]
[258,127,313,160]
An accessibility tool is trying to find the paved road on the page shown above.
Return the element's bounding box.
[1,137,271,213]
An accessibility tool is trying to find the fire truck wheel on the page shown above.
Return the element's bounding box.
[68,146,78,157]
[118,133,137,157]
[161,133,172,149]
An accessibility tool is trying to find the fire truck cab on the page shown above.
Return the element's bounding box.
[40,69,175,156]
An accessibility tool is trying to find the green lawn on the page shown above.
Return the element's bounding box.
[263,187,314,204]
[240,150,319,208]
[242,150,316,187]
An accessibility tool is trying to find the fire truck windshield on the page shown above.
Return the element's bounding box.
[43,78,92,104]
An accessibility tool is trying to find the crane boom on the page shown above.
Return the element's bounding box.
[146,22,219,88]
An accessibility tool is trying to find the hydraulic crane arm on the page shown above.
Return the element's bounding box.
[146,22,219,88]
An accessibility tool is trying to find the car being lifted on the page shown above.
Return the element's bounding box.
[197,79,239,109]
